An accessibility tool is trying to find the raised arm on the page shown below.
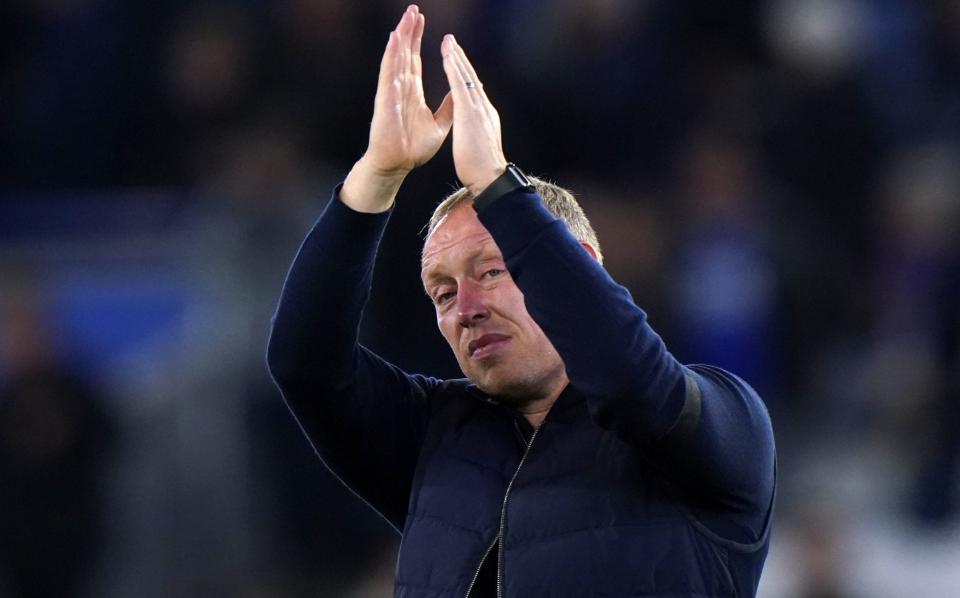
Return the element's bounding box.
[266,5,451,530]
[439,38,775,538]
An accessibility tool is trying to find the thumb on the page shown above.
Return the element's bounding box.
[434,91,454,136]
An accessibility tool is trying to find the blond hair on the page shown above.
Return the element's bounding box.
[427,176,603,263]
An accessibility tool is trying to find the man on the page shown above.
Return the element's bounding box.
[267,5,776,597]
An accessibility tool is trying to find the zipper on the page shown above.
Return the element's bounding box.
[497,426,540,598]
[464,530,500,598]
[464,425,541,598]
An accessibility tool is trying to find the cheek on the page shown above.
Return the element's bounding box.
[499,289,553,350]
[437,314,459,347]
[499,286,534,327]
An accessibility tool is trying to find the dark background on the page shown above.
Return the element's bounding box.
[1,0,958,596]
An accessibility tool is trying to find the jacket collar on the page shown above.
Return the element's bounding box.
[464,382,587,426]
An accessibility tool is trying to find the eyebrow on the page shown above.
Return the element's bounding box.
[422,270,454,286]
[421,248,502,286]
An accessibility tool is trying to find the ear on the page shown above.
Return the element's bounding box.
[580,242,601,263]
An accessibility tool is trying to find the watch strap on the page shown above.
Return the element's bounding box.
[472,163,534,213]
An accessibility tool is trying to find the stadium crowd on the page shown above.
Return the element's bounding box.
[1,1,958,596]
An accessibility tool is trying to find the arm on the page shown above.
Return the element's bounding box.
[440,39,775,539]
[267,191,435,529]
[266,5,453,529]
[478,189,775,534]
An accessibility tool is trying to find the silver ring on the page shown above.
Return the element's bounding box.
[465,81,477,89]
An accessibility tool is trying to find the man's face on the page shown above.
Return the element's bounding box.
[421,203,566,404]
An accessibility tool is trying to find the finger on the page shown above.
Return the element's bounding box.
[412,11,424,57]
[441,35,478,107]
[375,31,400,108]
[411,13,425,84]
[397,5,416,39]
[398,7,414,63]
[441,35,469,101]
[391,5,416,61]
[434,91,454,135]
[395,9,417,120]
[450,43,484,100]
[452,38,483,89]
[381,6,411,80]
[451,39,497,119]
[452,43,498,127]
[396,7,415,80]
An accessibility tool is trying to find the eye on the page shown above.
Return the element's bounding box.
[434,290,456,305]
[483,268,505,279]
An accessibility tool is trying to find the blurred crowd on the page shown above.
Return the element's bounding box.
[1,0,958,596]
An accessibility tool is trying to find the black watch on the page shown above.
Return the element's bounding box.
[473,163,534,212]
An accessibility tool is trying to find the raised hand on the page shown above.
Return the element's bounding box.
[342,5,453,213]
[440,34,508,197]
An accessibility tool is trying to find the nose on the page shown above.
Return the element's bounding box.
[456,279,490,328]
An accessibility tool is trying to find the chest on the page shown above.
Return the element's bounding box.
[395,406,722,597]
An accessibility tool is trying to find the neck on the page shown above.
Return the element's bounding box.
[516,373,568,428]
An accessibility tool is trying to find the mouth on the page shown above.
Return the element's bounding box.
[468,333,511,359]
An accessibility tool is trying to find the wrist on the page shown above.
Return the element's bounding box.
[472,162,534,212]
[467,161,509,197]
[341,156,408,213]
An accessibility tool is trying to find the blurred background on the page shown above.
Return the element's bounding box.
[1,0,958,596]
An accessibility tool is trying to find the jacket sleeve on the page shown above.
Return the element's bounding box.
[266,188,434,531]
[476,188,776,541]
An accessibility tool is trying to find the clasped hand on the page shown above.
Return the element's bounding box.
[341,5,507,212]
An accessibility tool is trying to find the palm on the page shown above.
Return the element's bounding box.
[366,7,452,176]
[371,85,446,171]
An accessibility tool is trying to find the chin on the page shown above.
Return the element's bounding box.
[470,369,549,407]
[461,350,565,406]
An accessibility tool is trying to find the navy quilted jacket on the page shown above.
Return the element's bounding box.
[267,186,776,597]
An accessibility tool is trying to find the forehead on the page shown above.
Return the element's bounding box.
[421,204,500,274]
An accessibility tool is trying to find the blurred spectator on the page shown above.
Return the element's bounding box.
[794,508,851,598]
[0,293,116,598]
[0,0,152,187]
[151,2,259,184]
[866,141,960,525]
[497,0,688,181]
[670,130,782,399]
[2,1,959,595]
[569,179,671,331]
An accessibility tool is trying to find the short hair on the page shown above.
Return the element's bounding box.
[426,175,603,263]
